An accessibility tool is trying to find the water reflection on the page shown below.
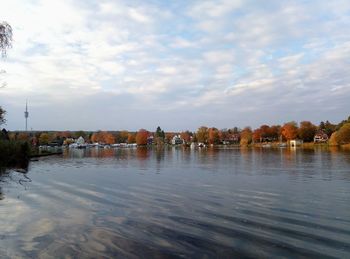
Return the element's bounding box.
[0,147,350,258]
[0,167,31,201]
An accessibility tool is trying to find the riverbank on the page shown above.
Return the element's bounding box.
[0,140,64,169]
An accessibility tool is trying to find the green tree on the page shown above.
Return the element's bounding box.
[298,121,317,142]
[155,126,165,139]
[319,120,336,136]
[73,130,87,140]
[336,116,350,131]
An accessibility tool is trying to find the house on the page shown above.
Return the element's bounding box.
[171,135,183,145]
[223,133,240,144]
[76,136,85,145]
[290,139,303,147]
[314,131,328,143]
[147,135,154,145]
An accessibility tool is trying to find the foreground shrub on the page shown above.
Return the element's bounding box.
[0,140,30,167]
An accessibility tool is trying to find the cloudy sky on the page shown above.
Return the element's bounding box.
[0,0,350,131]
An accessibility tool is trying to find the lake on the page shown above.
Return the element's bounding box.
[1,147,350,258]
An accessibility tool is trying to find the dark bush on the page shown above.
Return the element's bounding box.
[0,140,30,168]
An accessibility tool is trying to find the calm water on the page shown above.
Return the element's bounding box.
[1,147,350,258]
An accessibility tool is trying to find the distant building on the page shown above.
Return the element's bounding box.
[171,135,183,145]
[223,133,240,144]
[314,131,328,143]
[76,136,85,145]
[290,139,303,147]
[147,135,154,145]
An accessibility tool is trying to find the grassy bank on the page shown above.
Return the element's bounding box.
[0,140,30,168]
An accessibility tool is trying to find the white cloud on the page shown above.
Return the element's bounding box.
[1,0,350,130]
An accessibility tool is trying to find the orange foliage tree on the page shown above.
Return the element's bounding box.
[165,132,174,144]
[127,133,136,143]
[104,132,115,144]
[282,122,298,141]
[208,127,220,145]
[240,127,252,146]
[17,132,30,142]
[253,128,262,142]
[180,131,191,143]
[136,129,149,145]
[91,131,115,144]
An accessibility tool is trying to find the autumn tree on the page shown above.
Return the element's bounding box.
[39,133,50,145]
[298,121,317,142]
[281,122,298,141]
[192,133,197,143]
[127,133,136,143]
[104,132,115,144]
[220,129,229,142]
[253,128,262,143]
[259,125,270,140]
[8,132,16,141]
[119,130,129,143]
[208,127,220,145]
[319,120,336,136]
[136,129,149,145]
[240,127,252,146]
[269,125,281,140]
[180,131,191,143]
[165,132,174,144]
[336,123,350,144]
[91,132,101,143]
[58,131,72,139]
[17,132,30,142]
[91,131,115,144]
[197,126,208,144]
[329,132,339,146]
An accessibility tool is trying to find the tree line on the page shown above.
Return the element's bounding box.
[3,115,350,146]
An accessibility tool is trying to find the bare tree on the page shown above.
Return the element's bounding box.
[0,22,12,122]
[0,22,13,57]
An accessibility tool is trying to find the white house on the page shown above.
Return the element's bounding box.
[290,139,303,147]
[171,135,183,145]
[76,136,85,145]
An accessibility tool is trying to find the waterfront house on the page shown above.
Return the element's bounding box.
[314,131,328,143]
[147,135,154,145]
[76,136,85,145]
[171,135,183,145]
[290,139,303,147]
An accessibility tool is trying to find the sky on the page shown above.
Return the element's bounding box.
[0,0,350,132]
